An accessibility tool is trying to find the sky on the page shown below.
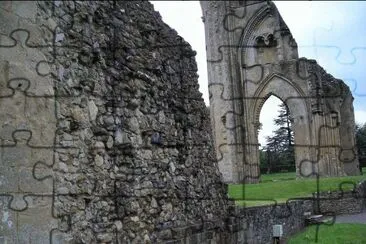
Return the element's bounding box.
[151,1,366,146]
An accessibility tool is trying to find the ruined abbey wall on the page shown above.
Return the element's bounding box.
[201,1,360,184]
[0,1,229,243]
[0,1,362,243]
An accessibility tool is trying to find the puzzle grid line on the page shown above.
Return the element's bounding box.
[208,1,365,242]
[0,1,231,242]
[0,1,365,243]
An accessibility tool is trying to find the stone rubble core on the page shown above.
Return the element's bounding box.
[201,1,360,184]
[0,1,362,243]
[0,1,228,243]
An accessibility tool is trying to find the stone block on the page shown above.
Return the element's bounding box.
[0,166,19,192]
[17,196,58,244]
[19,166,53,193]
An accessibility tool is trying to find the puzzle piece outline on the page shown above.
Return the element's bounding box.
[206,2,365,242]
[1,0,365,243]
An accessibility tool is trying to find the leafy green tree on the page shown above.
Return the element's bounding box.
[263,103,295,173]
[259,148,268,172]
[356,123,366,171]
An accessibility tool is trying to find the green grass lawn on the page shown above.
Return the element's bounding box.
[287,224,366,244]
[228,168,366,207]
[261,171,296,182]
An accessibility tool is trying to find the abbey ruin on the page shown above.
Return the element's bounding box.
[202,1,360,183]
[0,1,362,243]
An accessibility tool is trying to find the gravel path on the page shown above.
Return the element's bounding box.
[335,210,366,224]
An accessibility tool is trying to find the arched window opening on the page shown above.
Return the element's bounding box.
[258,95,295,182]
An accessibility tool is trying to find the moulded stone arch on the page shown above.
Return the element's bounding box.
[238,3,273,66]
[250,74,312,176]
[252,73,309,123]
[254,92,279,128]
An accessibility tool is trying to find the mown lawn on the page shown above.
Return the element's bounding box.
[261,171,296,182]
[287,223,366,244]
[228,168,366,207]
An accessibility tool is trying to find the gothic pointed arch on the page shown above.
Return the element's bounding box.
[201,1,360,183]
[252,73,309,125]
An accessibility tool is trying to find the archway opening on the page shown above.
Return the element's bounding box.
[258,95,296,182]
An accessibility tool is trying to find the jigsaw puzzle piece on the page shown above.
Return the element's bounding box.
[0,1,80,48]
[317,119,359,176]
[49,214,73,244]
[1,1,90,98]
[292,2,366,102]
[299,45,366,100]
[309,24,366,66]
[0,47,54,98]
[0,127,70,242]
[0,130,79,243]
[201,2,248,63]
[0,130,54,197]
[0,1,47,50]
[0,83,56,145]
[0,194,61,244]
[0,7,60,116]
[322,49,366,99]
[0,28,57,144]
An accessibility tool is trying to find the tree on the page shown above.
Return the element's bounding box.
[259,148,268,173]
[356,123,366,171]
[273,103,294,148]
[263,102,295,173]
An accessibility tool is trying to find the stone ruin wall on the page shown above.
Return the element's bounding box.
[1,1,362,244]
[0,1,229,243]
[201,1,360,184]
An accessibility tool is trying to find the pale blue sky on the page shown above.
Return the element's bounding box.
[152,1,366,145]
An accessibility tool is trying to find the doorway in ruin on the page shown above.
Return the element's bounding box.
[258,95,296,181]
[246,74,313,183]
[202,1,360,183]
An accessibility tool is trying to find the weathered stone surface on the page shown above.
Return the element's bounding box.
[201,0,360,183]
[1,1,229,243]
[0,2,58,242]
[88,100,98,121]
[4,1,361,243]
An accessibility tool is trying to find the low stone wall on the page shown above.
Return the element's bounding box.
[223,201,313,244]
[152,200,313,244]
[312,180,366,215]
[165,181,366,244]
[228,181,366,244]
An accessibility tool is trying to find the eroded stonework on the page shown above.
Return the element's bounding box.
[0,1,228,243]
[201,1,360,183]
[1,1,362,243]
